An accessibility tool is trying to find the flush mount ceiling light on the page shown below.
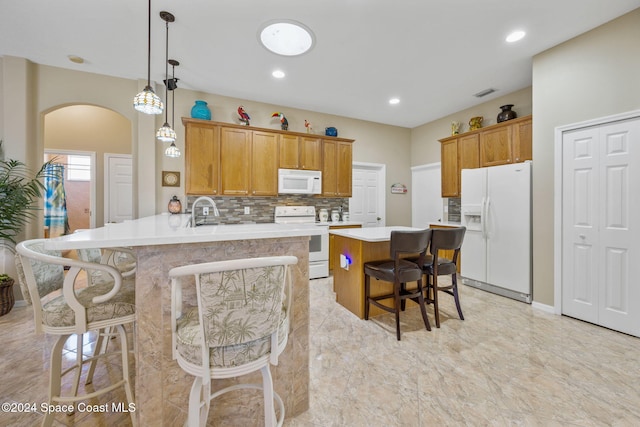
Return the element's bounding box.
[156,11,176,143]
[259,21,315,56]
[68,55,84,64]
[272,70,286,79]
[389,98,400,105]
[506,30,526,43]
[134,0,164,115]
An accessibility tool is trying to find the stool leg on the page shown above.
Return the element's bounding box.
[432,274,441,328]
[86,329,105,385]
[188,376,206,427]
[44,334,69,427]
[394,280,401,341]
[364,274,371,320]
[416,279,431,332]
[115,324,136,427]
[260,365,277,427]
[452,274,464,320]
[69,334,83,400]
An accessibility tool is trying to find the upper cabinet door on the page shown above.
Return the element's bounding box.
[185,122,220,195]
[336,141,353,196]
[279,134,300,169]
[220,127,251,195]
[440,138,459,197]
[251,131,279,196]
[512,117,532,163]
[299,137,323,170]
[480,126,512,167]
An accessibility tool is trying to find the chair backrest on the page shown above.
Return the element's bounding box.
[16,240,65,303]
[430,227,466,263]
[169,256,298,350]
[390,229,431,261]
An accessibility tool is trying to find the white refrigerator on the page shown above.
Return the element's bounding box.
[460,161,532,303]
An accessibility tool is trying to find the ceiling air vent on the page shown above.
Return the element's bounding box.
[474,88,497,98]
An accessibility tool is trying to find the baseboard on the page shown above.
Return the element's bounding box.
[531,301,555,314]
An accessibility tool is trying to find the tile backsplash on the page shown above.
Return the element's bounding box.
[184,195,349,224]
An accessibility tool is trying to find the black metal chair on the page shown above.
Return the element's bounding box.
[423,227,466,328]
[364,229,432,340]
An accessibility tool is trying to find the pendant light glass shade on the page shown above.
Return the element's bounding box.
[165,142,181,158]
[134,86,164,114]
[134,0,164,115]
[156,122,177,142]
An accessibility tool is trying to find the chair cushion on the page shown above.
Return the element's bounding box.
[364,259,423,283]
[423,258,457,276]
[41,277,135,328]
[175,307,288,368]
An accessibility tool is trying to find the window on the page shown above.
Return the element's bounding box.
[66,155,91,181]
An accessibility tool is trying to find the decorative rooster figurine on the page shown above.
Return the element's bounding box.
[304,120,312,133]
[272,112,288,130]
[238,106,250,126]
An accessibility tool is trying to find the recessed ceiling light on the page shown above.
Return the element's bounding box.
[506,30,526,43]
[259,20,315,56]
[389,98,400,105]
[68,55,84,64]
[272,70,286,79]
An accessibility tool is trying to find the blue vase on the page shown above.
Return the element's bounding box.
[191,100,211,120]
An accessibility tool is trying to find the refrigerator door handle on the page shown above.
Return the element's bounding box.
[483,196,490,238]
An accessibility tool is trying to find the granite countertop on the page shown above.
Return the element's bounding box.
[329,226,421,242]
[317,221,364,227]
[44,213,326,250]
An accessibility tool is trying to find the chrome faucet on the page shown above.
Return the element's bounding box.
[190,196,220,227]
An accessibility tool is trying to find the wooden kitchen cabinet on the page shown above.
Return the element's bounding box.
[322,140,353,197]
[278,135,322,170]
[183,118,355,196]
[439,115,531,197]
[184,119,220,195]
[299,137,323,170]
[328,223,362,271]
[251,131,279,196]
[279,134,300,169]
[220,127,251,195]
[440,138,460,198]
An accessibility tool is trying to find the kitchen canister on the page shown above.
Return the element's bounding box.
[331,210,340,222]
[319,209,329,222]
[190,100,211,120]
[342,212,349,222]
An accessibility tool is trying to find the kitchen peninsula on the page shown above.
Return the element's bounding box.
[330,226,421,319]
[44,213,324,425]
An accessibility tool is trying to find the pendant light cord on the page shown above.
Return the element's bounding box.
[146,0,151,86]
[164,18,170,124]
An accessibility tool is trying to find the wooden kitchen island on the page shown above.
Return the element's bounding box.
[45,214,324,426]
[329,226,422,319]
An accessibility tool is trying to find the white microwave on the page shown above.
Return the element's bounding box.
[278,168,322,194]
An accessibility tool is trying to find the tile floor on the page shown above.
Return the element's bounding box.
[1,277,639,426]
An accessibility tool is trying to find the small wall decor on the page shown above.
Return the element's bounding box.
[497,104,517,123]
[162,171,180,187]
[469,116,483,131]
[271,112,288,130]
[304,120,312,133]
[191,100,211,120]
[451,121,461,135]
[238,105,250,126]
[390,183,407,194]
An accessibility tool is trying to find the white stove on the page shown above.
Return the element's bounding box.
[274,206,328,279]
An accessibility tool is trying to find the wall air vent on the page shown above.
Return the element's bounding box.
[473,88,497,98]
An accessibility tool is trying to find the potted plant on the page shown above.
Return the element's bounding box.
[0,140,50,316]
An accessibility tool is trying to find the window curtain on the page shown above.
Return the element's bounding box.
[44,163,70,237]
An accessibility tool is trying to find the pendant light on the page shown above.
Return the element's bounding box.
[156,11,176,142]
[165,59,181,158]
[133,0,164,115]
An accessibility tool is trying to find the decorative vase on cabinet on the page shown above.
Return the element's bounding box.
[497,104,517,123]
[191,100,211,120]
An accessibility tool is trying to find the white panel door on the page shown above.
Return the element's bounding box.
[350,166,383,227]
[562,127,599,323]
[105,154,133,223]
[411,163,442,228]
[562,118,640,336]
[597,120,640,335]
